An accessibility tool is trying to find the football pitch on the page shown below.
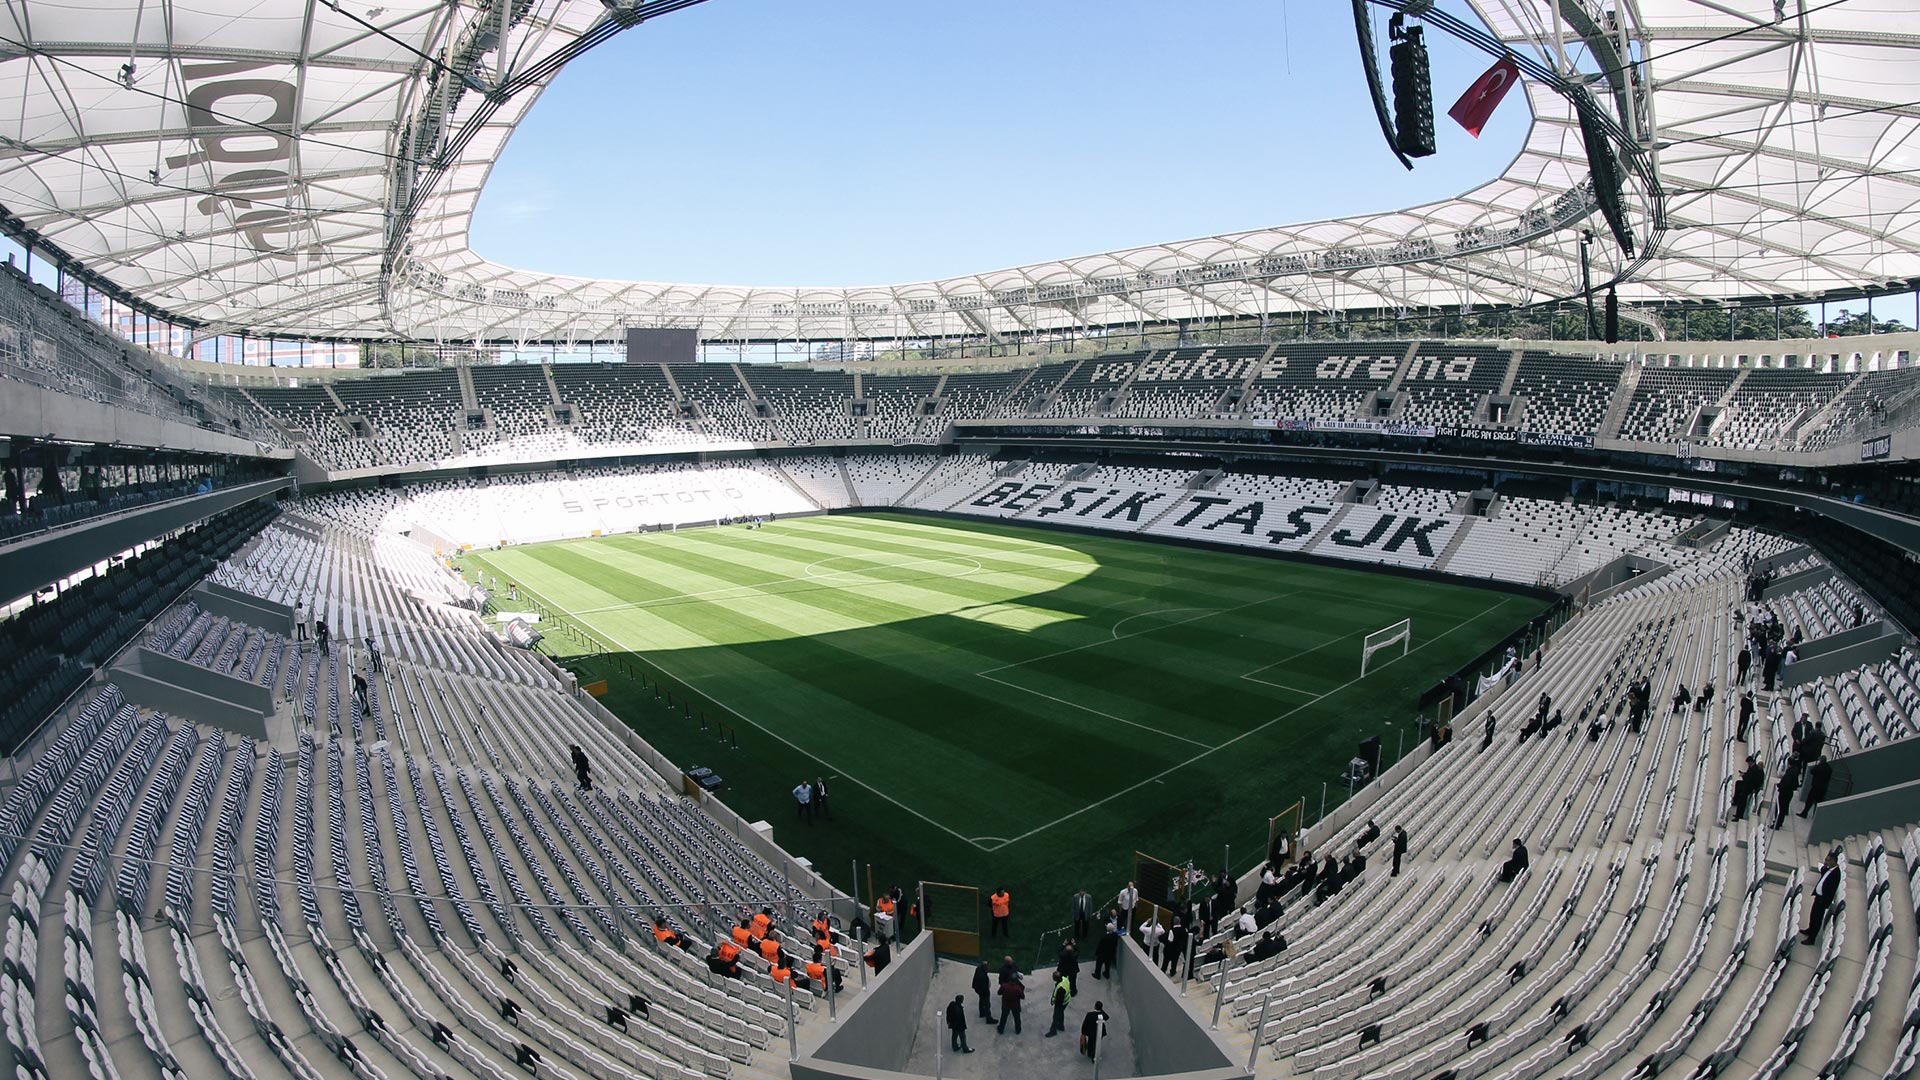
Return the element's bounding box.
[466,511,1545,932]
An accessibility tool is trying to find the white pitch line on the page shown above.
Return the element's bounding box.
[1109,606,1218,641]
[1238,627,1366,684]
[986,596,1519,851]
[1240,676,1323,695]
[974,671,1214,749]
[489,571,1004,852]
[976,590,1302,677]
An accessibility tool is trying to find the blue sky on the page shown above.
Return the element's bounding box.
[470,0,1536,287]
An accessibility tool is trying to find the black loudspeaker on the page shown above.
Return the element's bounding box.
[1389,19,1437,158]
[1576,91,1635,256]
[1360,735,1383,774]
[1605,288,1620,343]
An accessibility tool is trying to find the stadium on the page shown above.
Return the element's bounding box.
[2,1,1920,1079]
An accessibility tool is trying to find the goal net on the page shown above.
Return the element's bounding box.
[1360,618,1412,676]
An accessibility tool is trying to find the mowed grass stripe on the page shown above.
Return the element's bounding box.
[472,514,1545,878]
[522,533,1197,832]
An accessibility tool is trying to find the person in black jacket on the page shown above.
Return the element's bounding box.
[945,995,973,1053]
[1246,930,1287,963]
[1772,763,1801,829]
[1391,825,1410,877]
[1799,757,1834,817]
[1057,940,1080,995]
[972,961,993,1020]
[1092,922,1120,980]
[1802,850,1842,944]
[1499,839,1529,883]
[1080,1002,1109,1060]
[1161,922,1187,977]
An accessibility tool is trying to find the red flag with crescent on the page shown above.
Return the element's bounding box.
[1448,55,1522,137]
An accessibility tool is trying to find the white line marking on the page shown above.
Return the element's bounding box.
[479,570,1004,852]
[1239,627,1365,684]
[1241,677,1322,695]
[976,590,1301,677]
[985,596,1519,851]
[974,671,1214,749]
[1109,606,1217,641]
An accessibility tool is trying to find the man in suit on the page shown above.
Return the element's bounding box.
[1162,921,1188,977]
[1499,839,1529,883]
[1391,825,1410,877]
[1071,888,1094,940]
[945,995,974,1053]
[1802,850,1842,945]
[1093,921,1121,979]
[1799,757,1833,818]
[971,961,994,1021]
[1080,1001,1110,1060]
[1772,762,1800,829]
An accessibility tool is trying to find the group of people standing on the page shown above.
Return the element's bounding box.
[948,954,1111,1058]
[790,777,831,822]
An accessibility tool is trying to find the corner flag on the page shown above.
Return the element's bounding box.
[1448,55,1522,138]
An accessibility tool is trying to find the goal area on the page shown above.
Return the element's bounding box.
[1360,618,1412,675]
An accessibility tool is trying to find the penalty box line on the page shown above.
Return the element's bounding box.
[491,567,1006,854]
[985,596,1518,852]
[968,590,1308,763]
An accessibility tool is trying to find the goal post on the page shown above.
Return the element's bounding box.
[1360,618,1412,675]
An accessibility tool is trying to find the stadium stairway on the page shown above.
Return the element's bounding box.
[1174,543,1919,1080]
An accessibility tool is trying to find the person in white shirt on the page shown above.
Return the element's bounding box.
[1234,905,1258,938]
[1137,918,1166,962]
[1115,881,1139,931]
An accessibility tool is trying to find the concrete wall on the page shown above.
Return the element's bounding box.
[1761,563,1831,599]
[1808,777,1920,846]
[1778,623,1901,685]
[1113,939,1252,1080]
[1815,735,1920,796]
[0,478,288,603]
[193,581,293,633]
[791,933,936,1080]
[0,375,281,457]
[108,650,268,741]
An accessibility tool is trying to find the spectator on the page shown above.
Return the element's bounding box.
[1499,839,1529,883]
[972,961,993,1021]
[996,972,1025,1034]
[1072,888,1094,940]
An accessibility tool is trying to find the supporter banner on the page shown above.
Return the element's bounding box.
[1437,424,1517,442]
[1310,419,1437,438]
[1520,432,1596,449]
[1862,434,1892,461]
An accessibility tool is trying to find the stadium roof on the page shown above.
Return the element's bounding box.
[0,0,1917,343]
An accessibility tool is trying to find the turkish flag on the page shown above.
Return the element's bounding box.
[1448,55,1522,138]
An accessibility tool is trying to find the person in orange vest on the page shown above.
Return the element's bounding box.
[750,908,774,939]
[652,916,684,950]
[769,956,795,987]
[705,946,740,979]
[731,919,754,948]
[808,946,842,993]
[810,912,833,943]
[989,888,1012,939]
[759,934,784,963]
[875,894,897,942]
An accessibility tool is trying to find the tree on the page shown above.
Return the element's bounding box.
[1818,310,1912,337]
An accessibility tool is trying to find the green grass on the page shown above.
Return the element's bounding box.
[466,511,1544,942]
